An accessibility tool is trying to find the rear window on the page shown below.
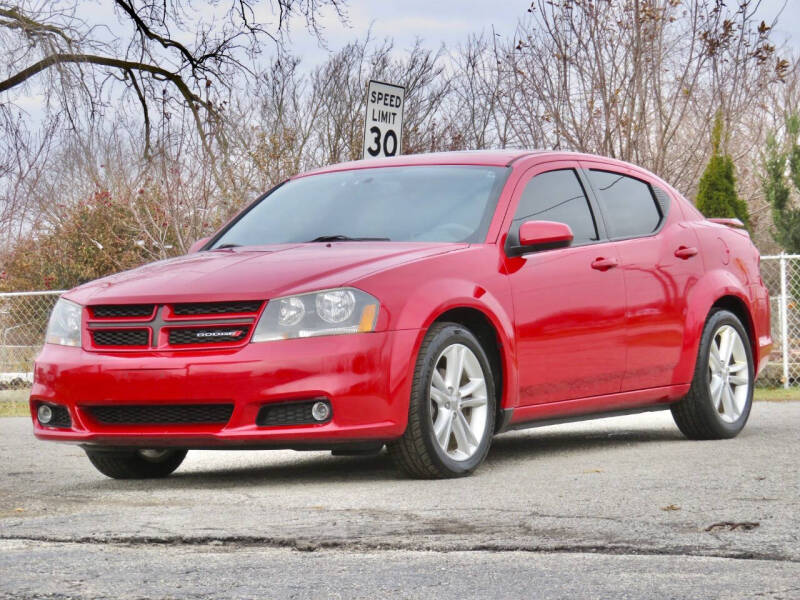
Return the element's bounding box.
[587,170,662,239]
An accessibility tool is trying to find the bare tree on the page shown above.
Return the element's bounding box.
[0,1,347,156]
[504,0,785,196]
[0,112,55,243]
[242,34,452,181]
[446,33,516,150]
[2,0,798,290]
[0,0,348,258]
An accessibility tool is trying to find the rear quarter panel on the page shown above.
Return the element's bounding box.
[681,209,771,379]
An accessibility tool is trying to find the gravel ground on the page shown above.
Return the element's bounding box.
[1,403,798,598]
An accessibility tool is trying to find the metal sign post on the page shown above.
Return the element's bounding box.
[780,252,790,388]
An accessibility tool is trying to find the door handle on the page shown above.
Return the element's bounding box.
[591,257,619,271]
[674,246,698,259]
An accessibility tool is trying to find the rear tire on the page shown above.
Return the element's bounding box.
[388,322,496,478]
[671,310,754,440]
[84,448,188,479]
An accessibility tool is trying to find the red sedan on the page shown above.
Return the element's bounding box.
[31,151,772,479]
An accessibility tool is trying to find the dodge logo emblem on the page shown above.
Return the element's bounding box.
[196,330,243,338]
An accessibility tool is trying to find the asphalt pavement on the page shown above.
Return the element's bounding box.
[1,402,798,599]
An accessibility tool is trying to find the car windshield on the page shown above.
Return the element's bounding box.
[210,165,509,247]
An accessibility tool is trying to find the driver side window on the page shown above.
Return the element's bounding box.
[511,169,598,246]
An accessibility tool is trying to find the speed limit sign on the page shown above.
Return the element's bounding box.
[362,80,405,160]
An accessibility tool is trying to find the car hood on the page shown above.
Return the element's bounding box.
[65,242,465,305]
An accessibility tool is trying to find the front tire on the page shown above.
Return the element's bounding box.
[671,310,754,440]
[388,322,496,478]
[84,448,188,479]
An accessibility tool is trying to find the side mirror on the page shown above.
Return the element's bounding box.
[188,236,211,254]
[509,221,574,256]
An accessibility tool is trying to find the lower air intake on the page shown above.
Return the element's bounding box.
[39,404,72,428]
[87,404,234,425]
[256,400,331,426]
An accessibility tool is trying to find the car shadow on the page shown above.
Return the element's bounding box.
[168,452,399,487]
[487,425,686,463]
[87,424,689,490]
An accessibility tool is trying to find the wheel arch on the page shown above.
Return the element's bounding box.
[429,306,512,434]
[679,267,759,384]
[709,295,757,358]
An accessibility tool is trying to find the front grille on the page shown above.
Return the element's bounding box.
[41,404,72,428]
[88,404,234,425]
[257,400,330,426]
[91,304,155,318]
[92,329,149,346]
[86,300,262,351]
[172,301,262,316]
[168,326,250,345]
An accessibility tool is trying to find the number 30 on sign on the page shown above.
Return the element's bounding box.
[363,80,405,160]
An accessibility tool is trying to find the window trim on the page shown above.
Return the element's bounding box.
[579,166,671,243]
[502,165,609,256]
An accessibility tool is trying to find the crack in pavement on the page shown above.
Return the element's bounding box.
[2,534,798,563]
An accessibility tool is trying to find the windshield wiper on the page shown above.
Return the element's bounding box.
[213,243,241,249]
[306,235,390,242]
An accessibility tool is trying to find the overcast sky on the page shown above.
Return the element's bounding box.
[286,0,530,64]
[286,0,799,66]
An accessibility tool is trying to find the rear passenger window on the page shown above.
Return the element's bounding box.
[512,169,598,245]
[587,170,662,239]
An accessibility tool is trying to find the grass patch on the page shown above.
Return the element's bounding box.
[0,401,27,417]
[754,387,799,402]
[0,389,29,417]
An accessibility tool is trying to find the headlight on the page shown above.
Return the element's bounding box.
[45,298,82,347]
[252,288,379,342]
[316,289,356,323]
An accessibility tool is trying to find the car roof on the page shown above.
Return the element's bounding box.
[297,150,545,177]
[293,150,694,220]
[295,150,662,179]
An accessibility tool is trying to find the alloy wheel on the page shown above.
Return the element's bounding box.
[429,343,489,461]
[708,324,750,423]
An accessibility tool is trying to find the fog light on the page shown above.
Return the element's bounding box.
[37,404,53,425]
[311,401,331,422]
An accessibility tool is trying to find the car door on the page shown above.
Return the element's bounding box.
[580,162,705,391]
[504,162,627,406]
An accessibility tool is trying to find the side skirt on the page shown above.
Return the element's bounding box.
[496,384,689,434]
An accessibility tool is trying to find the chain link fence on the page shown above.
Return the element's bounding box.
[0,291,63,389]
[1,258,799,390]
[760,255,800,388]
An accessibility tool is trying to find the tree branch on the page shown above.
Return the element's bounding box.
[0,53,196,102]
[114,1,201,71]
[0,52,218,163]
[0,7,75,46]
[127,69,152,160]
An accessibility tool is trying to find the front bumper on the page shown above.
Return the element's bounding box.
[30,330,420,449]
